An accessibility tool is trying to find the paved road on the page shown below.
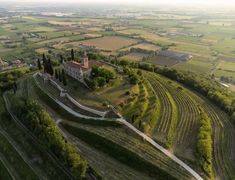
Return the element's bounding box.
[33,75,203,180]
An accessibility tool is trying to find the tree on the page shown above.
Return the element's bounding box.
[13,82,17,94]
[47,58,54,76]
[71,49,75,61]
[60,55,64,64]
[58,70,62,82]
[62,69,67,86]
[55,69,58,79]
[37,59,42,70]
[42,54,47,72]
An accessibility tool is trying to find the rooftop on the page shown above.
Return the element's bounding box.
[65,60,104,71]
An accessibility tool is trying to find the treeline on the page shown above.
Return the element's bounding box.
[11,97,88,179]
[135,62,235,124]
[220,76,235,85]
[0,68,29,92]
[62,123,177,180]
[196,110,213,179]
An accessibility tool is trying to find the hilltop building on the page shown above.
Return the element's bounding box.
[64,52,103,83]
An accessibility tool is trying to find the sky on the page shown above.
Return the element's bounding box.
[1,0,235,6]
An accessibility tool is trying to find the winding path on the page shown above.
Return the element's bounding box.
[33,73,203,180]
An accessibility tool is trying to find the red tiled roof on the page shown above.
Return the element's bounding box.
[65,60,103,71]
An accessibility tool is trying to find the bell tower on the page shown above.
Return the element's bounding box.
[82,51,89,68]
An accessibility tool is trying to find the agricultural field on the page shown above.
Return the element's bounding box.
[78,36,139,51]
[1,3,235,180]
[120,52,148,62]
[148,56,180,67]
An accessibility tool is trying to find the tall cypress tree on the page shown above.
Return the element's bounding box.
[55,69,58,79]
[58,70,62,82]
[37,59,42,70]
[62,69,67,86]
[42,54,47,72]
[71,49,74,61]
[48,58,54,76]
[60,55,64,64]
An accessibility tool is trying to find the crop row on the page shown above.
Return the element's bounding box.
[144,72,178,148]
[151,74,201,157]
[61,120,193,180]
[186,88,235,179]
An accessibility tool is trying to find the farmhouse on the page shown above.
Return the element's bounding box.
[158,50,192,61]
[64,52,103,83]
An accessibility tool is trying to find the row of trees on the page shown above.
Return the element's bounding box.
[12,97,88,179]
[37,54,54,76]
[196,110,213,179]
[55,69,67,86]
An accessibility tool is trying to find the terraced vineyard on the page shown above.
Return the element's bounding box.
[24,75,195,180]
[6,71,235,180]
[186,89,235,180]
[141,71,235,179]
[145,72,201,161]
[122,80,160,134]
[143,72,178,148]
[60,120,193,180]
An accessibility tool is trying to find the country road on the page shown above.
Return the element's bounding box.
[33,74,204,180]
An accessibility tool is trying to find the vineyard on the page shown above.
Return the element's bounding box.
[120,69,235,179]
[21,75,195,180]
[133,70,235,179]
[10,71,235,180]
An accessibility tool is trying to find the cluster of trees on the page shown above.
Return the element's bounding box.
[85,66,115,89]
[38,54,54,76]
[12,97,88,179]
[123,67,140,85]
[0,68,29,92]
[54,69,67,86]
[220,76,235,85]
[196,110,213,179]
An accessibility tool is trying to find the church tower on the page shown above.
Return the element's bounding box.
[82,51,89,68]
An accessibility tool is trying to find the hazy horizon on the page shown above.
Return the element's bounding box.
[1,0,235,6]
